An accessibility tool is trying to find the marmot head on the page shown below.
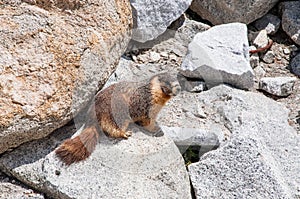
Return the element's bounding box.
[151,72,181,97]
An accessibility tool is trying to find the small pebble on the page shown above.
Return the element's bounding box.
[283,48,290,55]
[262,51,275,64]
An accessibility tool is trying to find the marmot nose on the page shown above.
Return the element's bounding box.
[172,86,181,96]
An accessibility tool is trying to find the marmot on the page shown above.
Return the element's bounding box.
[55,72,181,165]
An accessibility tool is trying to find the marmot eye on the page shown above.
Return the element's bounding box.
[161,86,171,94]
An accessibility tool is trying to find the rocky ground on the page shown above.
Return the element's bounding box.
[0,0,299,198]
[0,171,44,198]
[255,34,300,132]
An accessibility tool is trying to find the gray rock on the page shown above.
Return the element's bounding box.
[259,76,297,96]
[187,85,300,198]
[189,137,295,199]
[130,0,192,42]
[177,74,207,93]
[253,29,269,49]
[0,1,132,154]
[158,91,230,147]
[0,183,44,199]
[190,0,279,25]
[181,23,254,90]
[103,57,178,88]
[161,126,219,155]
[281,1,300,45]
[149,51,161,62]
[0,171,44,199]
[0,123,191,199]
[253,65,266,79]
[249,51,260,68]
[291,53,300,77]
[253,13,281,35]
[262,50,275,64]
[128,15,210,57]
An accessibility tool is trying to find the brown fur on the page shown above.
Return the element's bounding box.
[55,73,180,165]
[55,126,99,166]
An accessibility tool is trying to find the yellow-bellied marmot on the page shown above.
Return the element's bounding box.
[55,72,181,165]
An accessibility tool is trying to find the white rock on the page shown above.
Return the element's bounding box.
[253,13,281,35]
[283,48,290,55]
[187,85,300,198]
[149,51,161,62]
[181,23,254,89]
[160,51,169,58]
[137,53,149,63]
[0,125,191,199]
[169,54,178,62]
[254,65,266,79]
[253,29,269,49]
[259,76,297,96]
[262,50,275,63]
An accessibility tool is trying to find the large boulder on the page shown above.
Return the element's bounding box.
[291,53,300,77]
[187,85,300,198]
[190,0,279,25]
[281,1,300,46]
[0,122,191,198]
[130,0,193,42]
[0,1,132,154]
[181,23,254,90]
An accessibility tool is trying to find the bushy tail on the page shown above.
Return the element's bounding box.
[55,126,99,166]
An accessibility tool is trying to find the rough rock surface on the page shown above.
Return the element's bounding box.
[253,29,269,49]
[0,171,44,199]
[281,1,300,45]
[291,53,300,77]
[190,0,279,25]
[262,50,275,64]
[158,91,230,152]
[0,1,132,154]
[127,15,210,65]
[181,23,254,89]
[188,85,300,198]
[104,55,226,148]
[0,122,191,199]
[259,76,297,97]
[130,0,192,42]
[253,13,281,35]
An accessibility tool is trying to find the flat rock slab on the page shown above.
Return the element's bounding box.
[0,171,44,199]
[130,0,192,42]
[187,85,300,198]
[190,0,279,25]
[0,1,132,154]
[281,1,300,45]
[0,123,191,199]
[181,23,254,90]
[259,76,297,96]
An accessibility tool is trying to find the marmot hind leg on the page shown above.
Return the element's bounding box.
[101,119,132,139]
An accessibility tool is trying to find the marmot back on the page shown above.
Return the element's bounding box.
[55,72,181,165]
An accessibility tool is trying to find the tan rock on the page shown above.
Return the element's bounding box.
[0,0,132,154]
